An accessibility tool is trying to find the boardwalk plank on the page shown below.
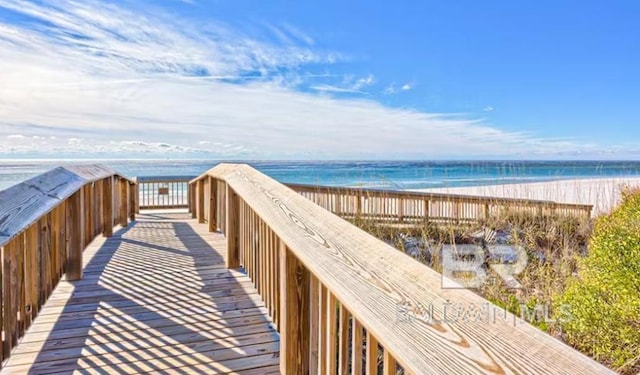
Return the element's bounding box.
[1,212,278,375]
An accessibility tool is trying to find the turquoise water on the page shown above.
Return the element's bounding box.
[1,160,640,191]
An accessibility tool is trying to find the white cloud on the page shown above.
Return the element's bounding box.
[484,106,495,112]
[351,74,375,90]
[0,0,622,158]
[311,84,365,94]
[7,134,25,139]
[383,83,396,95]
[311,74,375,95]
[401,83,412,91]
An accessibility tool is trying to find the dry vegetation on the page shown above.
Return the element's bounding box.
[351,193,639,374]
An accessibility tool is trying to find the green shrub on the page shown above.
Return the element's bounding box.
[556,188,640,373]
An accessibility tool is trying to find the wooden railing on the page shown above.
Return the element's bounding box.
[135,175,195,210]
[0,165,135,366]
[190,163,611,374]
[286,183,593,223]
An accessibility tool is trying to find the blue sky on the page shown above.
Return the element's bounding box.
[0,0,638,159]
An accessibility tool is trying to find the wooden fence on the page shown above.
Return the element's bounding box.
[0,165,135,366]
[286,183,593,223]
[189,163,610,374]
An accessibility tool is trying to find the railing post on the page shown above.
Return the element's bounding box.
[279,241,310,374]
[66,189,84,281]
[197,179,205,224]
[129,182,136,221]
[226,184,240,269]
[208,176,217,232]
[423,199,430,223]
[397,197,404,223]
[133,178,140,214]
[356,191,362,217]
[119,178,128,228]
[102,177,113,237]
[189,183,196,218]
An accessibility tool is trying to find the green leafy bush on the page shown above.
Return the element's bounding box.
[556,188,640,373]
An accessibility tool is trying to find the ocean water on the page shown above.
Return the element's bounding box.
[1,159,640,191]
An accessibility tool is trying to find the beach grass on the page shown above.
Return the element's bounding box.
[351,178,640,373]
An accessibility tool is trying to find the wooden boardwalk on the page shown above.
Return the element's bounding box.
[1,212,280,374]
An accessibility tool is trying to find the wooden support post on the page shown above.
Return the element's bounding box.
[356,191,363,217]
[129,183,136,221]
[423,199,430,223]
[366,331,378,375]
[102,177,113,237]
[339,305,349,374]
[188,183,196,218]
[119,179,128,227]
[326,291,338,374]
[279,242,310,375]
[197,179,205,223]
[2,241,15,358]
[208,176,217,232]
[133,178,140,214]
[309,276,320,373]
[16,234,26,341]
[25,225,39,326]
[226,184,240,269]
[398,197,404,223]
[383,350,397,375]
[351,319,363,375]
[66,190,84,281]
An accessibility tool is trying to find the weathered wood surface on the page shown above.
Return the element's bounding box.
[194,163,612,375]
[1,212,278,374]
[0,165,133,248]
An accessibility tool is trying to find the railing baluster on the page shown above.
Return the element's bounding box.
[279,242,310,374]
[383,349,397,375]
[225,184,239,269]
[366,330,378,375]
[351,319,363,375]
[339,305,350,375]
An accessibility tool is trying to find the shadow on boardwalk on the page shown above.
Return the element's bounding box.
[2,213,279,374]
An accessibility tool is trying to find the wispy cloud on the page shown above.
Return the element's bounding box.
[383,83,397,95]
[281,22,315,46]
[484,106,495,112]
[0,0,623,158]
[311,74,375,94]
[311,84,366,94]
[385,82,412,94]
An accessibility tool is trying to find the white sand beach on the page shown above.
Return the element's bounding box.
[411,177,640,217]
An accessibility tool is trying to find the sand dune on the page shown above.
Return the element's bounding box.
[411,177,640,217]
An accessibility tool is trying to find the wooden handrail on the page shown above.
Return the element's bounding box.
[0,164,135,365]
[286,183,593,223]
[190,164,611,374]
